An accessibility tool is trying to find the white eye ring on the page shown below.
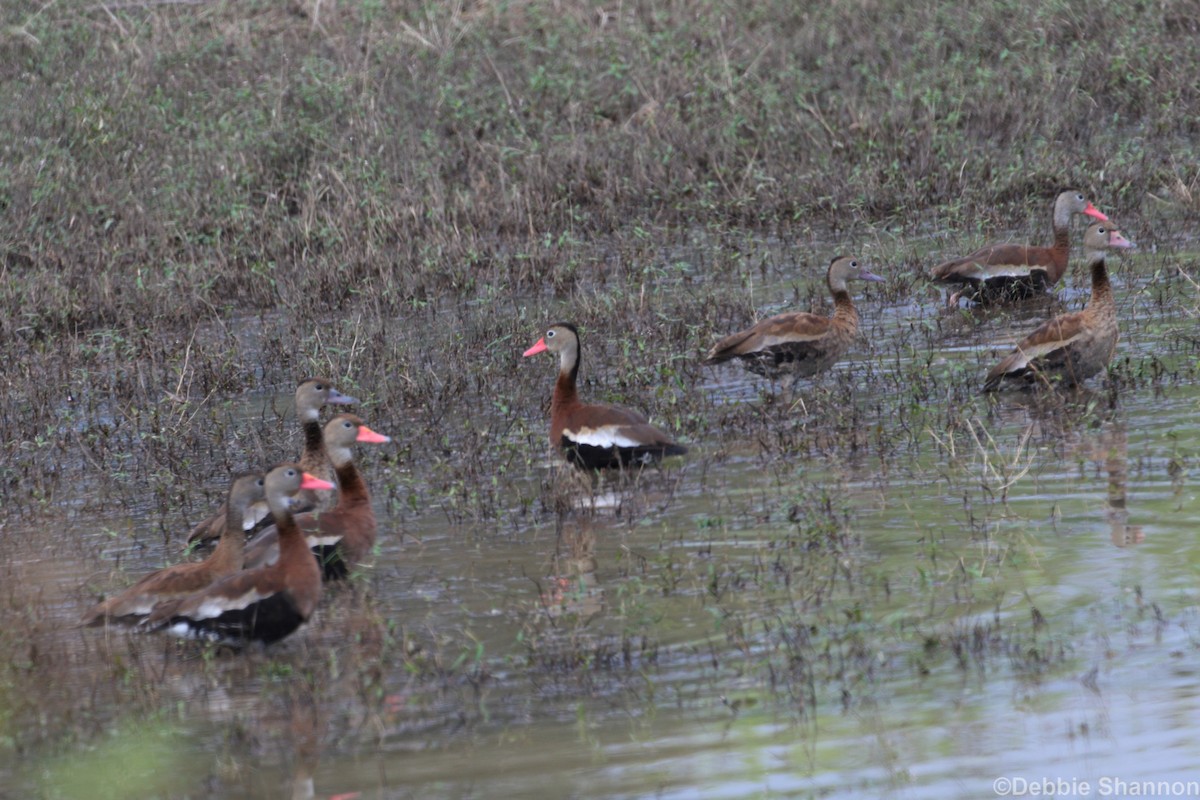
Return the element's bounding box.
[547,330,556,338]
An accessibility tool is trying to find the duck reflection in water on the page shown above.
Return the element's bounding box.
[1102,425,1145,548]
[539,517,602,622]
[990,397,1144,548]
[288,687,321,800]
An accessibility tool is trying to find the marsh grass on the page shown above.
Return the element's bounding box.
[2,0,1198,346]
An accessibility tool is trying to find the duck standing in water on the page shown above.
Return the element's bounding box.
[983,222,1135,391]
[523,323,687,469]
[703,255,883,381]
[186,378,358,547]
[932,190,1109,305]
[144,463,334,645]
[80,472,266,627]
[242,414,390,579]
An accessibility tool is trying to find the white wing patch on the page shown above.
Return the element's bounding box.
[194,588,270,619]
[306,534,344,548]
[1019,332,1084,360]
[241,501,270,532]
[125,598,158,616]
[951,262,993,279]
[758,332,822,347]
[564,426,642,448]
[978,265,1037,278]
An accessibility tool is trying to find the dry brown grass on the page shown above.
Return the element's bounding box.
[2,0,1199,791]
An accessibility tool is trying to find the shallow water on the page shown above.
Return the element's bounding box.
[6,235,1200,799]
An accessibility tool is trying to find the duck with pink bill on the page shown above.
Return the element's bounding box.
[242,414,391,580]
[187,378,359,547]
[931,190,1109,305]
[984,222,1135,391]
[524,323,687,470]
[143,464,335,645]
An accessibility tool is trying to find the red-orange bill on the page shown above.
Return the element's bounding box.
[300,473,336,491]
[523,338,548,357]
[356,425,391,444]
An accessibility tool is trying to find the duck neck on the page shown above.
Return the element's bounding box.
[1052,223,1071,247]
[1088,255,1113,310]
[831,288,859,331]
[552,344,580,410]
[211,508,248,568]
[302,419,324,463]
[268,498,304,550]
[1041,195,1076,276]
[333,459,368,508]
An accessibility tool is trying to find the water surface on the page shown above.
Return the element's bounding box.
[7,234,1200,799]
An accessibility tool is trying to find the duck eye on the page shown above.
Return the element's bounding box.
[850,261,857,268]
[1077,194,1084,200]
[547,330,556,338]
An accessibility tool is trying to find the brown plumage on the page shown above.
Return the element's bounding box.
[80,473,266,627]
[242,414,390,579]
[983,222,1135,392]
[703,256,884,380]
[143,464,334,645]
[185,377,358,547]
[523,323,687,470]
[932,190,1109,304]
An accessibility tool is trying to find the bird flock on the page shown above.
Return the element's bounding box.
[82,189,1135,647]
[81,385,391,645]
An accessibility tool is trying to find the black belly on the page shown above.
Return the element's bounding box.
[314,543,349,580]
[737,344,828,379]
[970,273,1050,304]
[561,438,683,470]
[170,592,306,645]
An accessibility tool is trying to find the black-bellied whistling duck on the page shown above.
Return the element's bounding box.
[80,473,266,627]
[523,323,687,469]
[186,377,358,547]
[983,222,1135,392]
[932,190,1109,304]
[143,463,334,645]
[242,414,390,579]
[703,255,883,380]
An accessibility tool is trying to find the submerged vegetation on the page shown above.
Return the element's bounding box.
[1,0,1199,796]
